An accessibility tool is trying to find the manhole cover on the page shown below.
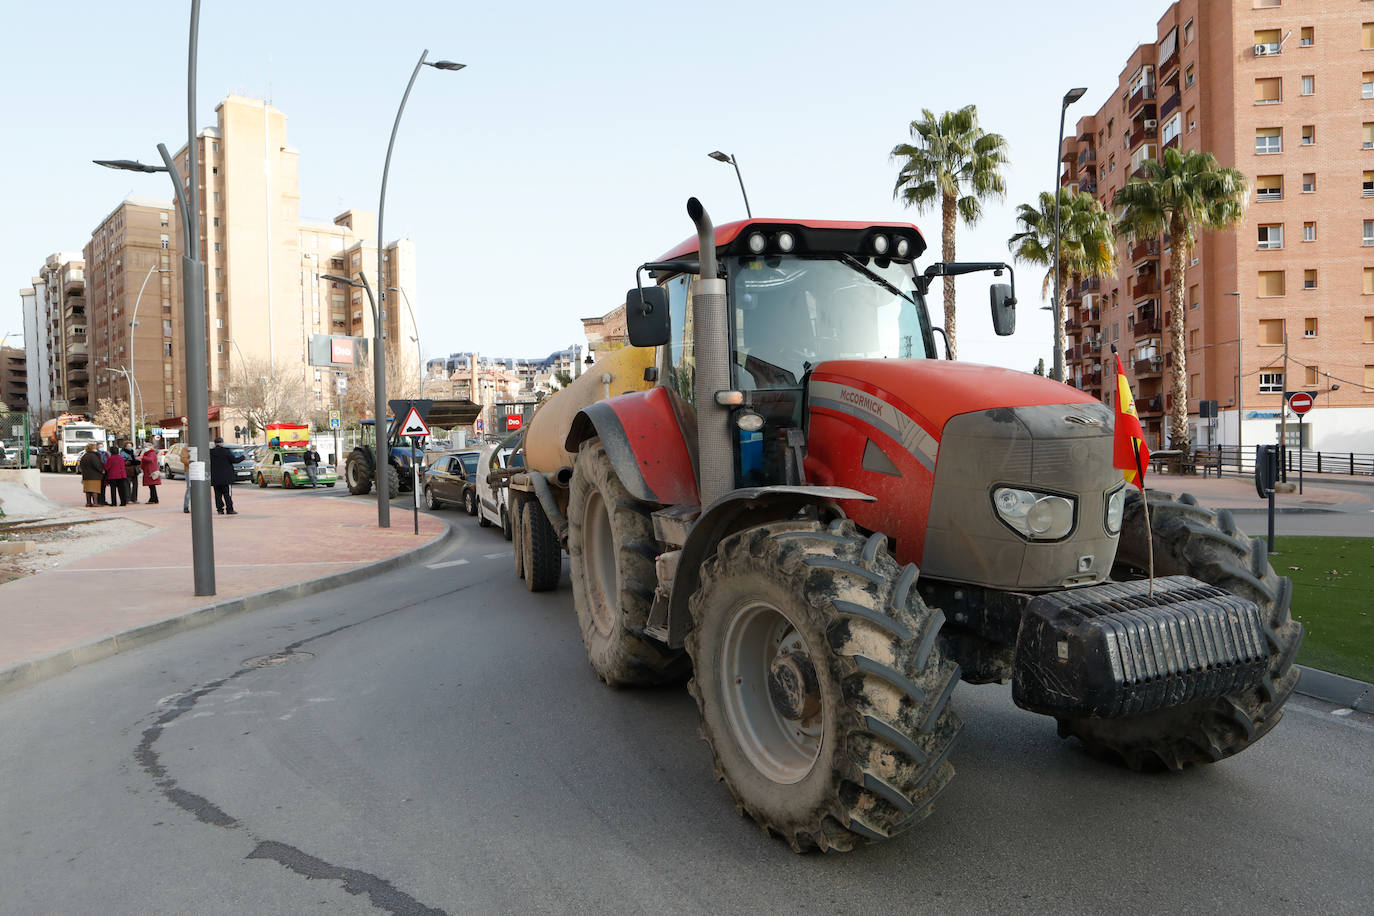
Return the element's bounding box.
[241,651,314,668]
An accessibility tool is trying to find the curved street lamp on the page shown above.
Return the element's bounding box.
[708,150,752,218]
[1051,87,1088,384]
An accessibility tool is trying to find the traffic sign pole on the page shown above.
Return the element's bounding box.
[1286,391,1314,495]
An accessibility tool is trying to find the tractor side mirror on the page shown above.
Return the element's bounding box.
[625,286,671,347]
[990,283,1016,336]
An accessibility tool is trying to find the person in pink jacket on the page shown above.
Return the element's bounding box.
[140,445,162,504]
[103,444,129,507]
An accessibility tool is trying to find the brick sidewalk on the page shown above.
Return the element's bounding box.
[1140,470,1373,512]
[0,476,445,675]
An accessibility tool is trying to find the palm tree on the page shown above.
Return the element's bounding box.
[1113,147,1246,458]
[1007,188,1118,383]
[892,106,1009,359]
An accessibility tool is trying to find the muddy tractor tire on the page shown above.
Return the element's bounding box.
[381,463,400,500]
[500,505,513,541]
[1057,489,1304,771]
[345,452,373,496]
[568,439,689,687]
[686,519,962,853]
[521,499,562,592]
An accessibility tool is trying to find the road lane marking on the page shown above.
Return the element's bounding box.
[427,559,470,569]
[483,552,511,560]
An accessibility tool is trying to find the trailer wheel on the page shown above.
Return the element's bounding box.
[1057,489,1304,771]
[345,453,372,495]
[687,519,961,852]
[568,439,688,687]
[522,499,562,592]
[511,496,526,580]
[500,505,512,541]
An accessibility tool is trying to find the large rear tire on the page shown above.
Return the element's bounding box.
[568,439,688,687]
[687,519,961,852]
[1057,489,1303,771]
[500,505,512,541]
[522,499,562,592]
[382,464,400,500]
[345,454,372,496]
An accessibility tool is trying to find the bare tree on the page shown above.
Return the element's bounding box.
[93,397,132,437]
[224,357,311,439]
[336,358,421,423]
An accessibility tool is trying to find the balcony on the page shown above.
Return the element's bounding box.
[1065,345,1082,362]
[1129,123,1158,150]
[1163,135,1180,152]
[1132,316,1162,336]
[1130,238,1160,262]
[1134,355,1163,377]
[67,342,88,356]
[63,269,85,293]
[1077,147,1097,168]
[1065,316,1083,333]
[1139,394,1164,415]
[1085,338,1102,353]
[1128,82,1156,113]
[1131,273,1159,300]
[1158,49,1179,80]
[1065,282,1083,302]
[1079,179,1098,194]
[1159,91,1180,120]
[1086,370,1103,388]
[1082,308,1101,327]
[1079,277,1101,296]
[68,367,89,382]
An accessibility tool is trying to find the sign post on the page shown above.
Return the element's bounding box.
[1287,391,1313,494]
[397,405,431,535]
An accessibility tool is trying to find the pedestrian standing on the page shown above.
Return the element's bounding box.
[97,443,112,505]
[140,443,162,504]
[303,444,322,488]
[103,442,129,507]
[123,441,141,504]
[177,441,193,513]
[78,443,104,507]
[209,437,238,515]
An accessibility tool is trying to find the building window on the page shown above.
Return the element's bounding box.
[1259,225,1284,249]
[1305,318,1318,338]
[213,217,220,227]
[1365,220,1374,245]
[1256,127,1281,154]
[1186,106,1197,132]
[1366,317,1374,343]
[1303,221,1316,241]
[1184,18,1195,44]
[1254,77,1281,104]
[1258,271,1286,298]
[1366,267,1374,295]
[213,242,221,253]
[1302,173,1316,193]
[1304,366,1318,386]
[1302,125,1315,145]
[213,192,221,204]
[1300,26,1314,47]
[1365,171,1374,196]
[163,342,173,357]
[1254,29,1280,55]
[1301,75,1315,96]
[160,234,170,250]
[1366,124,1374,149]
[1161,114,1182,145]
[1259,372,1284,394]
[1303,269,1317,289]
[216,343,223,354]
[1256,174,1283,200]
[1365,22,1374,51]
[162,319,173,338]
[215,318,223,329]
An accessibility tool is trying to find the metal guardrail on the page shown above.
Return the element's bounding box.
[1192,446,1374,478]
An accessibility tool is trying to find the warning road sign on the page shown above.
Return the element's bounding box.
[398,406,431,438]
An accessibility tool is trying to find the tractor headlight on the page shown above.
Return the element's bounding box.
[775,231,795,252]
[871,234,890,255]
[992,486,1076,541]
[747,231,767,254]
[895,236,911,258]
[1105,484,1126,535]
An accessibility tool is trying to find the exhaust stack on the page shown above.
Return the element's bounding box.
[686,197,733,506]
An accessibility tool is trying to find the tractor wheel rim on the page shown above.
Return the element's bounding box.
[583,489,617,637]
[721,601,823,784]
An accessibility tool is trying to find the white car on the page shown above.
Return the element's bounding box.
[476,437,523,539]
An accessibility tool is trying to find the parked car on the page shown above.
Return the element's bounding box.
[1,446,21,468]
[162,447,185,478]
[476,435,524,538]
[254,447,337,488]
[162,444,255,481]
[420,449,481,514]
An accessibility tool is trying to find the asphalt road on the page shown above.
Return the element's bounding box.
[1,511,1371,915]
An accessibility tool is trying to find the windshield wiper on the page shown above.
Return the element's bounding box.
[838,254,919,307]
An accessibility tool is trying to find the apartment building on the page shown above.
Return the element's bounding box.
[19,254,87,418]
[159,95,419,437]
[83,197,177,423]
[0,346,26,412]
[581,303,628,364]
[1059,0,1374,452]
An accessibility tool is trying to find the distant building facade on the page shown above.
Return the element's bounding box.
[19,254,87,418]
[0,346,26,412]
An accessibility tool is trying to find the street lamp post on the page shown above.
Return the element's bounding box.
[324,272,388,527]
[129,264,172,440]
[374,50,465,528]
[100,366,138,448]
[388,285,423,398]
[1051,87,1088,384]
[708,150,752,218]
[92,0,214,596]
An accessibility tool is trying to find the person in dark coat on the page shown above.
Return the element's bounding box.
[103,442,129,507]
[78,443,105,507]
[302,445,322,488]
[122,441,141,503]
[209,437,238,515]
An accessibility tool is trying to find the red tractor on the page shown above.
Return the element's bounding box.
[506,199,1301,852]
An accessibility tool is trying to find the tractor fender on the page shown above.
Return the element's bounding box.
[565,386,699,506]
[663,485,875,647]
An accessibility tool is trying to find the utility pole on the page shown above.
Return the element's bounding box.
[1278,330,1288,483]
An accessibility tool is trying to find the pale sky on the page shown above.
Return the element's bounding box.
[2,0,1169,371]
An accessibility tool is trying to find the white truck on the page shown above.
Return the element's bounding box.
[38,415,107,473]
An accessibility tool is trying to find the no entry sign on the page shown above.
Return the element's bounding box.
[1288,391,1313,415]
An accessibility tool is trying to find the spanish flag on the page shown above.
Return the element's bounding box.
[1112,350,1150,490]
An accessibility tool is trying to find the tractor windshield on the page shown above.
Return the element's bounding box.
[729,255,930,389]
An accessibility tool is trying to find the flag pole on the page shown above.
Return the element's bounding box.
[1134,439,1154,597]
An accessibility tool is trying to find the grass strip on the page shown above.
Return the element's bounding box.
[1269,536,1374,685]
